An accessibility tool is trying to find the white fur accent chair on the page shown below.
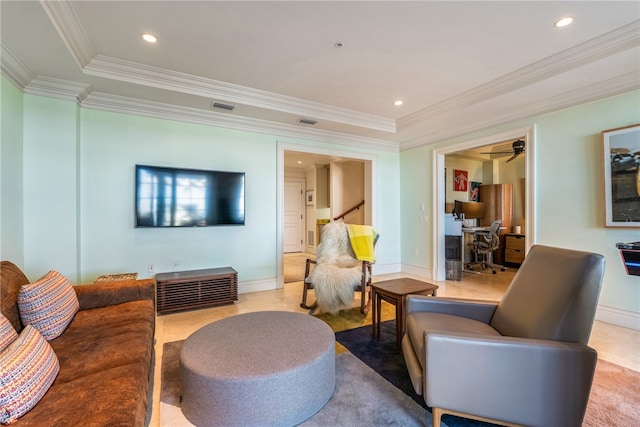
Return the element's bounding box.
[301,220,372,314]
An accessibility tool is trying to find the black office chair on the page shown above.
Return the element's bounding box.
[466,219,506,274]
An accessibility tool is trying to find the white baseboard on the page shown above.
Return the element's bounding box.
[239,278,276,294]
[596,304,640,331]
[372,263,402,276]
[400,264,432,280]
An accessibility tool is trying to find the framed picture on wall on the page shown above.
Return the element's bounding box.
[602,124,640,227]
[469,181,482,201]
[305,190,314,206]
[454,169,468,192]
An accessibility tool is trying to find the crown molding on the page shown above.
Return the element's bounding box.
[12,2,640,154]
[83,55,395,133]
[399,72,640,151]
[0,43,33,88]
[81,92,398,152]
[39,0,95,68]
[398,20,640,130]
[1,42,90,102]
[23,76,91,103]
[42,0,396,133]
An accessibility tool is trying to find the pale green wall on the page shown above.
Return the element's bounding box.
[0,77,24,264]
[401,90,640,322]
[23,94,80,279]
[79,108,277,283]
[3,81,401,288]
[533,94,640,319]
[400,146,431,270]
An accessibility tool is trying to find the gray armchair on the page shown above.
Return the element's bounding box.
[401,245,605,427]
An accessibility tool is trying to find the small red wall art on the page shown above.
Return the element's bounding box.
[454,169,468,192]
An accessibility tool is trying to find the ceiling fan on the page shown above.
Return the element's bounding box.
[481,139,526,163]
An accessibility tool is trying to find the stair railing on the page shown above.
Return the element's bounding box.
[333,200,365,221]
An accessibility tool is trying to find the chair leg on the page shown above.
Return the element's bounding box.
[468,251,506,274]
[360,287,371,314]
[485,251,506,273]
[300,282,318,309]
[300,259,318,309]
[433,408,524,427]
[359,261,372,314]
[432,408,443,427]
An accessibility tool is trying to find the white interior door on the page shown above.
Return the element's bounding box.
[284,180,304,253]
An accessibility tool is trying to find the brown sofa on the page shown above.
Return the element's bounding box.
[0,261,155,426]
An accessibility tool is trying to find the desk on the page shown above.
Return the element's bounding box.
[371,278,439,350]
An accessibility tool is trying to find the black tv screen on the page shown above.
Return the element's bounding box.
[135,165,245,227]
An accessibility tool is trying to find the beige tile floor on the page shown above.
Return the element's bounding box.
[149,266,640,426]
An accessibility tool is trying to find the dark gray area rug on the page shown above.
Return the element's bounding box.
[300,352,427,426]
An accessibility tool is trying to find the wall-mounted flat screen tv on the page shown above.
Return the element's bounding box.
[135,165,245,227]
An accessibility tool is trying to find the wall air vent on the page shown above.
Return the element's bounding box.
[211,102,235,111]
[298,118,318,125]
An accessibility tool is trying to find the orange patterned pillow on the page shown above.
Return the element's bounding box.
[17,270,79,340]
[0,325,59,424]
[0,314,18,352]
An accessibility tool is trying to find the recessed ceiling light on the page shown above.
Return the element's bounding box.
[394,100,403,106]
[142,33,158,43]
[297,161,303,164]
[554,17,573,28]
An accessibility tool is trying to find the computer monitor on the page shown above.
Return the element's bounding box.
[461,201,486,219]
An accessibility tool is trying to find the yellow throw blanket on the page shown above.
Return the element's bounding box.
[346,224,379,262]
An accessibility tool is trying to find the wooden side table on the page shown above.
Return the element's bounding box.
[371,278,439,350]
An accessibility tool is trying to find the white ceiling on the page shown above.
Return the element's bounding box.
[284,151,345,170]
[1,1,639,152]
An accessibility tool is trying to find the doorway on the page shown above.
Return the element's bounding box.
[432,126,536,281]
[277,142,377,288]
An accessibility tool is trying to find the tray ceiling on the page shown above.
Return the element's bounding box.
[1,1,638,151]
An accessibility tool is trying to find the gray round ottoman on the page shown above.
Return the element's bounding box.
[180,311,335,427]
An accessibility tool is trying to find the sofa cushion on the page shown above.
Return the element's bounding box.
[406,311,501,369]
[54,298,155,347]
[17,270,79,340]
[13,363,149,427]
[0,314,18,352]
[49,299,155,385]
[0,325,60,424]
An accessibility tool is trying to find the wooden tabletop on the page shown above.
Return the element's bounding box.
[371,277,439,296]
